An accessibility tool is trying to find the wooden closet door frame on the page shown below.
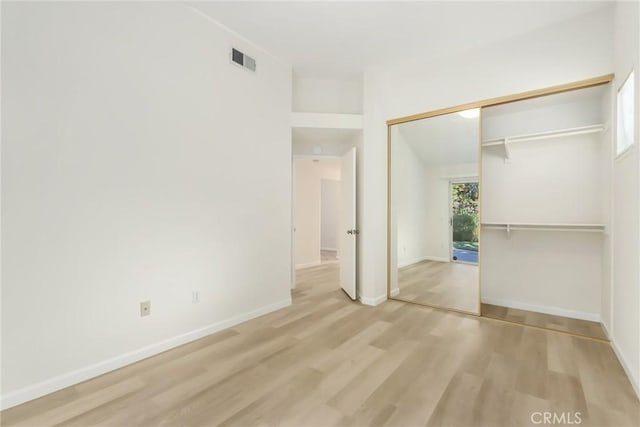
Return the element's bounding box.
[386,73,614,318]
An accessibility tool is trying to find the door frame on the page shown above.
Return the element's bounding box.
[291,154,343,290]
[449,178,480,265]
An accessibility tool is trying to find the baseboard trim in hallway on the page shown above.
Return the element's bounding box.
[358,294,387,306]
[0,297,292,410]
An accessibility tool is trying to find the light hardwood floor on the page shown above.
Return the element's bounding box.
[2,263,639,426]
[482,303,608,341]
[396,260,479,314]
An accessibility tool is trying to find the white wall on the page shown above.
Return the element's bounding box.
[391,129,430,270]
[294,159,341,268]
[481,230,604,320]
[293,76,362,113]
[360,6,614,304]
[482,91,607,224]
[294,159,322,268]
[611,0,640,396]
[321,179,340,251]
[1,2,291,408]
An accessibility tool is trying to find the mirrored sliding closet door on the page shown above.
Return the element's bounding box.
[388,109,481,314]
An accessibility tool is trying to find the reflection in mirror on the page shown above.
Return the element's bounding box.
[389,109,480,314]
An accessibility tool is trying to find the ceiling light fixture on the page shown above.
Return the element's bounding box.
[458,108,480,119]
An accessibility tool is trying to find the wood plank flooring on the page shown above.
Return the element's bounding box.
[2,263,639,426]
[396,260,479,314]
[482,303,609,341]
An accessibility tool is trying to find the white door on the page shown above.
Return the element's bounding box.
[340,147,357,300]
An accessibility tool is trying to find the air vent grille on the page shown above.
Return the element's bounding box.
[231,48,256,73]
[244,55,256,72]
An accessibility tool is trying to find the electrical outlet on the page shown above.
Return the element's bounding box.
[140,301,150,317]
[192,291,200,304]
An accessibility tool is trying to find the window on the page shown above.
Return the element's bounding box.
[617,70,635,156]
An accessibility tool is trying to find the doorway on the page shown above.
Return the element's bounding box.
[450,181,479,264]
[291,149,357,300]
[292,157,341,271]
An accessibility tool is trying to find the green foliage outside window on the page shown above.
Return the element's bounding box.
[452,183,479,244]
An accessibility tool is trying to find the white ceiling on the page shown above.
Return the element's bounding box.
[191,1,610,78]
[395,111,479,165]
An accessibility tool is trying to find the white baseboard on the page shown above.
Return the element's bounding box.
[359,294,387,306]
[481,297,600,322]
[390,288,400,297]
[603,323,640,400]
[425,256,450,263]
[398,255,449,268]
[0,297,292,410]
[295,260,322,269]
[601,320,612,340]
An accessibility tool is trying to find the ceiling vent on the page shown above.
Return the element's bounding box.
[231,48,256,72]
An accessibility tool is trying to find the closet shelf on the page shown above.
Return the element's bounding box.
[481,222,606,234]
[482,124,606,160]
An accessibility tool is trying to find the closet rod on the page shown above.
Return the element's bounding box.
[481,223,606,233]
[482,124,605,146]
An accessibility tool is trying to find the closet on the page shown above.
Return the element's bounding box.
[480,83,612,339]
[386,75,614,340]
